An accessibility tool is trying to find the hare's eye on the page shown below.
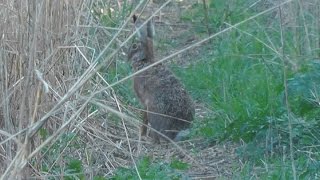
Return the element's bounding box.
[131,43,138,50]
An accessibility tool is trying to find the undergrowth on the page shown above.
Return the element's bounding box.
[2,0,319,179]
[98,0,320,179]
[172,0,320,178]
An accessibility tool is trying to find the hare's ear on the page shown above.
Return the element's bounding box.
[146,20,154,39]
[133,15,154,41]
[132,14,155,60]
[133,14,138,23]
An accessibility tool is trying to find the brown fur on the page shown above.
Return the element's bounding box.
[128,15,194,143]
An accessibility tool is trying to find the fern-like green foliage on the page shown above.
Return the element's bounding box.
[287,60,320,118]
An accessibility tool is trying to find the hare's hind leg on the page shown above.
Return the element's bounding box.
[148,114,174,144]
[140,110,148,136]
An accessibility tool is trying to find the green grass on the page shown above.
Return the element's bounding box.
[37,132,86,180]
[171,1,320,178]
[100,61,138,106]
[110,157,190,180]
[232,154,320,179]
[173,52,283,140]
[173,39,320,179]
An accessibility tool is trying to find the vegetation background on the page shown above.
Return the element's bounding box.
[0,0,319,179]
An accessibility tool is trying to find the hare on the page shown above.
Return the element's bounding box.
[128,15,195,143]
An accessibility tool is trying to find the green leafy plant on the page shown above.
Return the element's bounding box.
[64,159,85,180]
[110,156,190,180]
[286,60,320,118]
[38,133,85,179]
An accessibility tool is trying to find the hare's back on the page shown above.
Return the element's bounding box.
[148,67,194,121]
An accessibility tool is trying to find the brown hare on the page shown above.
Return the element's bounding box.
[128,15,195,143]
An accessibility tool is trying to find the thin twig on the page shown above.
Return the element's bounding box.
[279,6,297,180]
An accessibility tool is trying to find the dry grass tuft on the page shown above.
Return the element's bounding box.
[0,0,136,178]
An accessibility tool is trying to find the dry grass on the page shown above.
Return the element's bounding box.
[0,0,319,179]
[0,0,191,178]
[0,0,134,178]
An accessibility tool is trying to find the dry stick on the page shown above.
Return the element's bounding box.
[17,0,35,140]
[76,25,131,31]
[31,84,42,124]
[1,44,14,163]
[27,103,83,159]
[26,1,170,179]
[224,21,287,76]
[77,48,197,177]
[46,105,79,174]
[25,0,148,138]
[317,1,320,58]
[0,77,25,152]
[82,91,197,162]
[224,23,280,57]
[279,7,297,180]
[26,0,172,138]
[3,0,44,178]
[32,88,100,174]
[73,108,137,146]
[27,89,135,172]
[13,0,39,179]
[35,63,120,173]
[88,100,205,171]
[297,0,312,56]
[75,44,146,153]
[1,2,40,179]
[89,100,196,160]
[1,146,25,180]
[0,130,25,146]
[74,44,141,177]
[202,0,212,36]
[35,71,119,174]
